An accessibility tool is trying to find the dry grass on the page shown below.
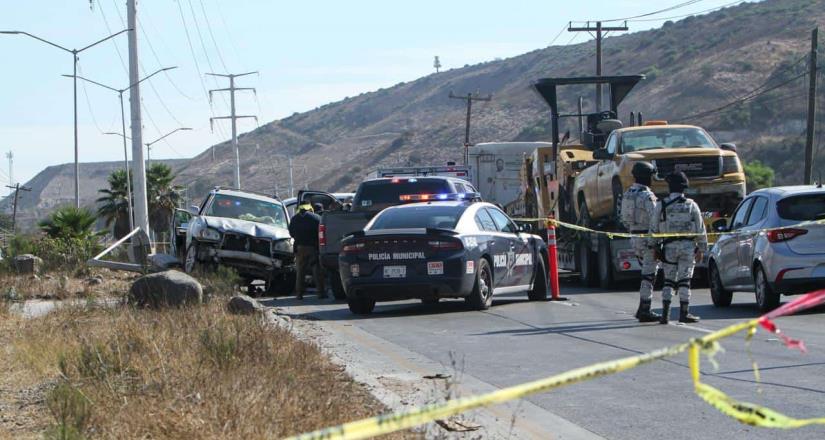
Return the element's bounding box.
[0,269,135,302]
[0,302,417,439]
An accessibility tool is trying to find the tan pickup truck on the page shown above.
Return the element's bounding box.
[573,122,746,224]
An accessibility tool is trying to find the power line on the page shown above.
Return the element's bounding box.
[679,71,808,121]
[628,0,745,22]
[198,0,229,72]
[548,24,568,47]
[76,63,109,133]
[593,0,706,23]
[135,1,197,100]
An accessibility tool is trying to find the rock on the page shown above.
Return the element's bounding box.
[86,276,104,286]
[227,294,265,315]
[13,254,42,274]
[128,270,203,308]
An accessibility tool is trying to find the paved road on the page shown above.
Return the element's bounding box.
[269,278,825,440]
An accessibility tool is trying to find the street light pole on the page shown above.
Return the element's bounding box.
[63,66,175,233]
[0,29,129,208]
[145,127,193,167]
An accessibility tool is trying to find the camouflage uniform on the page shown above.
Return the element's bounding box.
[650,192,707,323]
[621,183,658,302]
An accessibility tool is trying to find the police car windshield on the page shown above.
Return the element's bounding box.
[206,194,288,228]
[621,128,716,152]
[370,205,466,230]
[355,179,452,207]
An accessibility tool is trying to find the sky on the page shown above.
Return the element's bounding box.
[0,0,749,192]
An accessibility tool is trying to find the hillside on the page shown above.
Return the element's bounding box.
[8,0,825,225]
[1,159,187,229]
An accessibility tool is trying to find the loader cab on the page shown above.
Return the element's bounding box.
[583,111,623,150]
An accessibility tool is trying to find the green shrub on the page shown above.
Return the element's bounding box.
[44,382,90,440]
[744,160,775,192]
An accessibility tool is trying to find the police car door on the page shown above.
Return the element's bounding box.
[486,207,529,287]
[475,208,512,287]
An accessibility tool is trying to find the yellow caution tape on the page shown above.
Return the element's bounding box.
[508,217,825,240]
[284,292,825,440]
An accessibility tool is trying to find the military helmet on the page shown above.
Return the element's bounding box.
[666,171,690,192]
[631,161,656,179]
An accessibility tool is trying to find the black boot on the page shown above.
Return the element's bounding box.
[659,300,671,324]
[635,299,661,323]
[679,302,700,323]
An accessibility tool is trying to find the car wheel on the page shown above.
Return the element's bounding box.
[184,243,199,274]
[612,179,624,229]
[267,272,296,296]
[709,262,733,307]
[330,272,347,300]
[466,259,494,310]
[528,253,548,301]
[347,297,376,314]
[597,236,614,290]
[754,265,780,312]
[576,200,598,287]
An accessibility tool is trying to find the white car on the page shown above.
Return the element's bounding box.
[179,188,294,295]
[708,185,825,311]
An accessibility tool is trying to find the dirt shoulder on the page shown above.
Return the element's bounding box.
[0,300,417,439]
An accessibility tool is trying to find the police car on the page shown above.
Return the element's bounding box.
[338,200,549,314]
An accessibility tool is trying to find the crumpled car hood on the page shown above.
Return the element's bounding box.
[202,216,290,240]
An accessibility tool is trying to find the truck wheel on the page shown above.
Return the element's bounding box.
[597,236,614,289]
[709,262,733,307]
[466,259,494,310]
[577,238,597,287]
[330,273,347,300]
[528,254,548,301]
[184,243,199,274]
[267,272,296,296]
[348,297,376,314]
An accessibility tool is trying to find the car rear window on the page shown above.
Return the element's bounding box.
[354,179,452,207]
[370,205,466,230]
[777,194,825,221]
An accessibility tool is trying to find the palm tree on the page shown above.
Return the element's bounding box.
[97,169,131,238]
[39,206,99,240]
[147,163,182,237]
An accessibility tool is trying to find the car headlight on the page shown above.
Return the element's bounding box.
[198,228,222,241]
[721,155,741,174]
[272,238,293,253]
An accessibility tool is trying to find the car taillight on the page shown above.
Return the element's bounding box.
[341,242,365,255]
[428,240,463,250]
[319,224,326,246]
[766,228,808,243]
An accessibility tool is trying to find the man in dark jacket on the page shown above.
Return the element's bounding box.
[288,203,326,299]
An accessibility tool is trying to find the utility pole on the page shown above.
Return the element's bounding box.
[804,27,819,185]
[66,66,176,234]
[5,183,31,233]
[1,29,129,209]
[125,0,151,239]
[208,72,258,189]
[567,21,629,112]
[434,56,442,73]
[449,91,492,165]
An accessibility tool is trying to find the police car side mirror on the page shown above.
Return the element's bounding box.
[712,218,728,232]
[517,223,534,234]
[593,148,612,160]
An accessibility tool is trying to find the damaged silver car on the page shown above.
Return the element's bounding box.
[180,188,295,294]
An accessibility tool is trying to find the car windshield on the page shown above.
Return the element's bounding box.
[206,194,288,228]
[370,204,466,230]
[621,127,717,152]
[777,194,825,221]
[354,179,452,207]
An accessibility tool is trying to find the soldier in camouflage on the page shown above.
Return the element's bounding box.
[621,162,661,323]
[650,171,707,324]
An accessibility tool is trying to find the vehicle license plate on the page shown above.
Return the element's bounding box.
[383,265,406,279]
[427,261,444,275]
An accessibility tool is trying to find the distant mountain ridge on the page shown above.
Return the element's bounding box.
[7,0,825,227]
